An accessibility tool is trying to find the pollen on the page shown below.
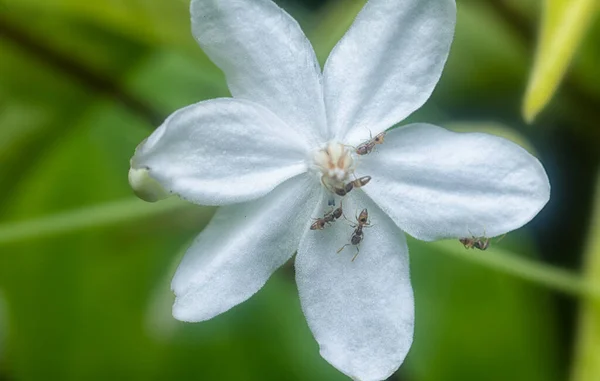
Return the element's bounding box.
[312,142,355,191]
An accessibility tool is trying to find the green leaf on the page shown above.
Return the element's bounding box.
[309,0,366,63]
[523,0,598,123]
[571,171,600,381]
[407,236,561,381]
[0,22,343,379]
[0,291,7,361]
[445,121,536,154]
[5,0,197,54]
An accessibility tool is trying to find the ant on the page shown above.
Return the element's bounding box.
[459,236,490,250]
[310,202,344,230]
[337,208,370,261]
[356,131,386,155]
[333,176,372,196]
[310,217,328,231]
[459,228,504,251]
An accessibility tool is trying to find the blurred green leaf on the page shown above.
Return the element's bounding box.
[523,0,598,123]
[446,121,536,154]
[571,171,600,381]
[0,18,347,379]
[407,237,561,381]
[0,291,7,360]
[427,2,529,115]
[0,96,337,381]
[309,0,365,63]
[146,260,348,381]
[0,0,589,380]
[125,50,227,114]
[6,0,197,54]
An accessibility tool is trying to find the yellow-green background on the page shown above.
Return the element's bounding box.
[0,0,599,380]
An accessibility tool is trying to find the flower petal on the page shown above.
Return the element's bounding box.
[360,123,551,241]
[296,191,414,381]
[323,0,456,143]
[172,174,321,322]
[132,98,309,206]
[191,0,327,143]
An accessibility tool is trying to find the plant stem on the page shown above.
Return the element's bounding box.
[0,196,597,303]
[0,197,187,245]
[570,172,600,381]
[410,238,600,300]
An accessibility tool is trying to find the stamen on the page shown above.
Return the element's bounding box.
[312,142,355,191]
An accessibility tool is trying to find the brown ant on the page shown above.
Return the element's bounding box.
[459,228,503,251]
[333,176,372,196]
[310,202,344,230]
[459,236,490,250]
[337,208,370,261]
[325,202,344,222]
[310,218,328,230]
[356,132,386,155]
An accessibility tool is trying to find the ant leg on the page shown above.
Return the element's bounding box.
[337,244,350,254]
[351,247,360,262]
[341,213,356,227]
[320,175,335,195]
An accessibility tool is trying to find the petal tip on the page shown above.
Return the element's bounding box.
[128,166,170,203]
[171,295,200,323]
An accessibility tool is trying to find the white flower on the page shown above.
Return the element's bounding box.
[129,0,550,380]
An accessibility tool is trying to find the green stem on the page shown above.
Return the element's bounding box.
[410,239,600,300]
[571,171,600,381]
[0,197,187,245]
[0,195,596,303]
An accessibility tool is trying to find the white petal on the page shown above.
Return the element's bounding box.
[132,98,309,206]
[360,123,551,241]
[323,0,456,143]
[191,0,327,143]
[172,174,321,322]
[296,191,414,381]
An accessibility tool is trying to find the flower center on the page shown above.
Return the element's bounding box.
[312,142,355,192]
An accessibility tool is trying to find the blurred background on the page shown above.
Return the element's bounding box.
[0,0,599,380]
